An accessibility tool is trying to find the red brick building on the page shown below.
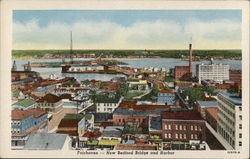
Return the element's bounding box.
[229,70,242,84]
[161,110,206,142]
[113,101,170,126]
[205,107,218,131]
[174,66,191,79]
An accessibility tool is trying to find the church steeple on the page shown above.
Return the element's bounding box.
[12,60,17,71]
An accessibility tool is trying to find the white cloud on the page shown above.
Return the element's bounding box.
[13,19,241,49]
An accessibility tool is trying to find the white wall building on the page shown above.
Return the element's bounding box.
[96,97,123,113]
[69,65,104,72]
[196,63,230,83]
[217,92,242,150]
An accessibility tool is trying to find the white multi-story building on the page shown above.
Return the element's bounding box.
[96,97,123,113]
[217,92,242,150]
[196,63,230,83]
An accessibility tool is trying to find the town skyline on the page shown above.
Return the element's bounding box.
[13,10,241,50]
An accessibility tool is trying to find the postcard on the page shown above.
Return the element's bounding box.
[0,0,249,158]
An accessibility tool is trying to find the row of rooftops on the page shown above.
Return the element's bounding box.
[12,77,35,85]
[33,84,57,92]
[12,108,47,120]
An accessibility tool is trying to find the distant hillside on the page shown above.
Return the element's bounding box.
[12,49,241,59]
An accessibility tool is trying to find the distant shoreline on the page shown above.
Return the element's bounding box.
[12,49,242,60]
[12,57,242,61]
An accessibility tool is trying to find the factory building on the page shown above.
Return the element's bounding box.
[196,63,230,84]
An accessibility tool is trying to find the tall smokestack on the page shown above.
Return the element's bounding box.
[70,31,73,64]
[189,43,192,77]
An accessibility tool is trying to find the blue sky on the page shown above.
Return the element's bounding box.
[13,10,242,49]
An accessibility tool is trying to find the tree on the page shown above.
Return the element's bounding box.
[183,87,204,107]
[227,86,235,93]
[123,122,143,134]
[117,82,129,96]
[204,85,216,96]
[89,90,97,104]
[81,80,91,85]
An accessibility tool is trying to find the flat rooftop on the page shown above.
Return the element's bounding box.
[219,91,242,105]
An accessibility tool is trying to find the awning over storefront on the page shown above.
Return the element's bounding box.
[98,140,121,146]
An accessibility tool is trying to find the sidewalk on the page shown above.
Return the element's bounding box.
[206,122,233,150]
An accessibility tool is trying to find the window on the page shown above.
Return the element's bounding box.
[191,134,193,139]
[195,126,197,131]
[176,134,178,139]
[179,134,182,139]
[168,133,172,138]
[165,125,168,130]
[183,125,186,130]
[239,141,242,146]
[191,126,193,131]
[239,107,242,111]
[239,133,242,138]
[168,125,171,130]
[180,125,182,130]
[199,126,202,131]
[195,134,198,139]
[239,124,242,129]
[239,115,242,120]
[183,134,186,139]
[165,133,168,138]
[175,125,178,130]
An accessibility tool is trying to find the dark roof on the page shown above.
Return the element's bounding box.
[24,133,68,150]
[83,132,102,138]
[100,122,113,128]
[64,113,81,119]
[149,116,162,131]
[12,77,35,85]
[159,90,175,94]
[93,113,112,122]
[58,119,80,128]
[161,110,204,121]
[38,93,61,103]
[59,94,72,99]
[12,70,37,74]
[117,101,171,112]
[114,107,189,116]
[56,130,78,136]
[12,108,46,120]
